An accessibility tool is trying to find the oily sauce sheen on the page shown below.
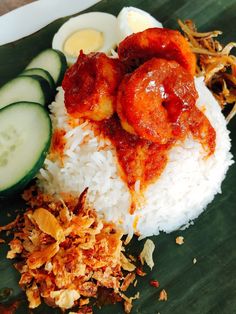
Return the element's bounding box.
[98,106,215,192]
[98,116,170,188]
[116,58,198,144]
[62,28,216,199]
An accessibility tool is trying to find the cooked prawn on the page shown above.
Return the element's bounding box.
[116,58,198,144]
[62,52,124,121]
[118,28,196,75]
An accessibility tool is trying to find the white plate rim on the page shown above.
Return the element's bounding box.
[0,0,101,45]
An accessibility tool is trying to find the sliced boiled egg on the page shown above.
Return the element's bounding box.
[52,12,118,64]
[117,7,163,44]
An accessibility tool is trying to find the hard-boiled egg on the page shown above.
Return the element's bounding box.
[117,7,163,44]
[52,12,118,64]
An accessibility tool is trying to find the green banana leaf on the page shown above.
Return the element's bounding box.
[0,0,236,313]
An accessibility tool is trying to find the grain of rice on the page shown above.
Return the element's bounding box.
[37,77,234,238]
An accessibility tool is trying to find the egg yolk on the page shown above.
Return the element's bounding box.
[64,29,104,56]
[127,11,153,33]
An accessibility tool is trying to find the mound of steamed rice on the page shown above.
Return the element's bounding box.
[37,77,234,238]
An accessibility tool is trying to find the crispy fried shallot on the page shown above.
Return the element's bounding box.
[2,189,142,313]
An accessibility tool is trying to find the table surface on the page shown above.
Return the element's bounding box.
[0,0,35,16]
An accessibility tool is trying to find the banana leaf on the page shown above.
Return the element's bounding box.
[0,0,236,313]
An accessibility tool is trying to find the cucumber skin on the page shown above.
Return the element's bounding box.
[20,75,54,105]
[0,102,52,198]
[21,68,56,91]
[0,149,49,198]
[0,76,53,109]
[26,49,67,86]
[53,49,67,86]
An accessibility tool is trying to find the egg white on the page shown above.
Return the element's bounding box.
[52,12,118,64]
[117,7,163,44]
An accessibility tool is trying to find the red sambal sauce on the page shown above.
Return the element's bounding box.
[188,106,216,156]
[62,29,216,197]
[97,110,216,192]
[97,115,172,189]
[96,62,216,191]
[51,128,66,155]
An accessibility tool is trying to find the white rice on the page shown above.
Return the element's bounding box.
[37,77,234,238]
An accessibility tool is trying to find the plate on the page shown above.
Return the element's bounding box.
[0,0,100,45]
[0,0,236,313]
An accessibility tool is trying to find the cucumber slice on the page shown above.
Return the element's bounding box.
[0,102,52,197]
[24,74,54,103]
[26,49,67,85]
[0,76,52,110]
[21,68,55,90]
